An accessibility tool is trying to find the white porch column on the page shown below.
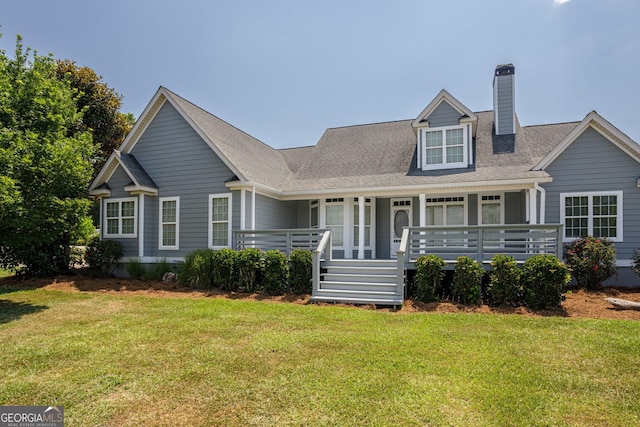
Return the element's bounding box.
[535,183,546,224]
[138,194,145,257]
[528,187,538,225]
[240,188,246,230]
[419,193,426,226]
[251,186,256,230]
[358,196,365,259]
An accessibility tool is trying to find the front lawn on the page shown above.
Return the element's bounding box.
[0,287,639,426]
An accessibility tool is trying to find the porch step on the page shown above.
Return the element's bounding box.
[311,259,404,306]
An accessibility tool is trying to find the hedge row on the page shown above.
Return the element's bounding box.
[178,248,312,295]
[413,254,571,310]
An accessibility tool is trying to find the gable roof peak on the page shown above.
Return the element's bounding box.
[412,89,477,130]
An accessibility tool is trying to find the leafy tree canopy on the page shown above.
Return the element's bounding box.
[55,59,134,176]
[0,36,95,276]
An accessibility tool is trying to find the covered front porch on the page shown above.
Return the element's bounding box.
[233,223,563,306]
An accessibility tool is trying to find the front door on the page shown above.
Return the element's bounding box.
[391,199,412,257]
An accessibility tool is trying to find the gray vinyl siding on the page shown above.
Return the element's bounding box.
[254,194,298,229]
[102,166,138,256]
[376,198,391,259]
[504,191,525,224]
[495,74,514,135]
[467,194,478,226]
[425,101,461,128]
[543,126,640,275]
[122,101,236,257]
[296,201,310,228]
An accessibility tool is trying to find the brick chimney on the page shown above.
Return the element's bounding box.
[493,64,515,135]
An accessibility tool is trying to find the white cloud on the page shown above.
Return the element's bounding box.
[554,0,571,4]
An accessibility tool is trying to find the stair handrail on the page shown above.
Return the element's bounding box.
[312,230,332,296]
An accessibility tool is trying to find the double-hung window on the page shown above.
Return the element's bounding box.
[419,125,469,170]
[324,198,344,247]
[561,191,622,241]
[104,198,137,238]
[480,194,503,225]
[209,193,232,248]
[159,197,179,250]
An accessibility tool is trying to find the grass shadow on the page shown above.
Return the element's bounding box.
[0,299,48,324]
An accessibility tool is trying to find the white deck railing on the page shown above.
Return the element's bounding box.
[312,230,333,296]
[397,224,564,265]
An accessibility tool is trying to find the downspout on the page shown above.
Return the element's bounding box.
[534,183,546,224]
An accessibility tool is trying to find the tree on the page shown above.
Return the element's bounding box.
[0,36,95,276]
[55,59,134,176]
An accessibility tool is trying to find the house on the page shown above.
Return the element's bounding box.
[89,64,640,304]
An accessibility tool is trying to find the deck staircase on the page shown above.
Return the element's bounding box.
[311,259,404,307]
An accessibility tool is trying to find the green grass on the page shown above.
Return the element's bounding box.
[0,268,14,278]
[1,288,639,426]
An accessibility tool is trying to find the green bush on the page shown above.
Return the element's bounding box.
[486,255,522,306]
[125,258,147,280]
[564,236,616,290]
[522,254,570,310]
[414,255,446,303]
[262,250,288,296]
[289,249,313,294]
[85,238,123,277]
[213,248,238,291]
[237,248,262,292]
[632,248,640,279]
[451,256,484,305]
[146,259,173,282]
[178,249,216,288]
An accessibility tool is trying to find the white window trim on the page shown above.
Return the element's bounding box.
[478,193,504,225]
[310,199,319,228]
[425,196,468,226]
[419,124,469,171]
[208,193,233,249]
[159,197,180,250]
[560,191,623,242]
[104,197,138,238]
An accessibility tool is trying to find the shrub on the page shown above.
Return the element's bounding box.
[413,255,446,303]
[289,249,313,294]
[522,254,570,310]
[236,248,262,292]
[262,250,288,296]
[486,255,522,306]
[213,248,238,291]
[85,238,123,277]
[179,249,216,288]
[451,256,484,305]
[146,259,173,282]
[564,236,616,290]
[125,258,147,280]
[632,249,640,278]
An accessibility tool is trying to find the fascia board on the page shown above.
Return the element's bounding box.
[119,88,167,153]
[534,111,640,170]
[161,89,247,182]
[412,89,478,129]
[275,177,553,201]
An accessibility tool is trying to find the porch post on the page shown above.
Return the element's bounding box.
[358,196,365,259]
[251,186,256,230]
[529,187,538,225]
[240,188,246,230]
[419,193,426,226]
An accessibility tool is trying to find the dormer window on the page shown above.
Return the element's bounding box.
[418,124,471,170]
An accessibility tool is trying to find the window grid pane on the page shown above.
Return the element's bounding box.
[482,203,501,225]
[425,147,443,165]
[162,224,176,246]
[162,200,177,223]
[211,197,229,247]
[565,196,589,238]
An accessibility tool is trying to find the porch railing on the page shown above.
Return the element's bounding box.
[312,230,333,296]
[398,224,564,265]
[233,228,329,257]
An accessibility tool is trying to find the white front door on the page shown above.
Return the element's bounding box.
[391,199,412,257]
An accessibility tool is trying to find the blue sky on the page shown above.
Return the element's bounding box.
[1,0,639,148]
